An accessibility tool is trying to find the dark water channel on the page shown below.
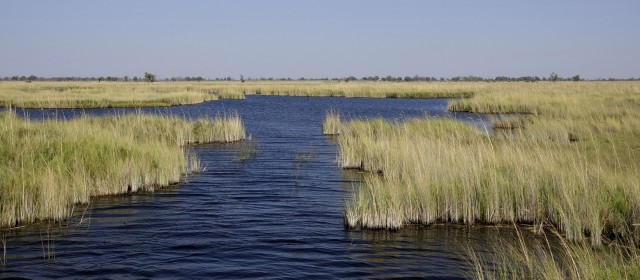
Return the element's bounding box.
[1,96,505,278]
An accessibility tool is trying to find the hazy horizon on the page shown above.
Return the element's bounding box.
[1,0,639,80]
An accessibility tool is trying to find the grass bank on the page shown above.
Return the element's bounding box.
[447,81,640,117]
[0,81,478,109]
[0,82,244,109]
[467,226,640,279]
[338,116,639,246]
[331,81,640,278]
[0,110,245,228]
[333,82,640,246]
[96,81,476,98]
[219,81,475,98]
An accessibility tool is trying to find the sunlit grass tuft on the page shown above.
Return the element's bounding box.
[322,108,342,135]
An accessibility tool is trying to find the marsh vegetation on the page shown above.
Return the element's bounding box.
[2,80,639,278]
[467,226,640,279]
[0,80,477,110]
[0,82,244,108]
[0,110,245,228]
[328,81,640,278]
[234,139,259,162]
[322,108,342,135]
[215,80,475,98]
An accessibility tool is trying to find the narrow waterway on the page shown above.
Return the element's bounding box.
[1,96,504,278]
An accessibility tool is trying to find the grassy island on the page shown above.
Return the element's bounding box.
[0,82,244,109]
[328,81,640,279]
[0,110,245,228]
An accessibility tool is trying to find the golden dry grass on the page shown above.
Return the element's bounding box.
[334,81,640,278]
[337,82,640,247]
[0,81,244,108]
[466,226,640,279]
[322,108,342,135]
[225,81,475,98]
[0,110,245,228]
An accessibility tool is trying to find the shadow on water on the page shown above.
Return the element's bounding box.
[2,96,511,278]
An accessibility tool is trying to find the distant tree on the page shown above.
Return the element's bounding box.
[133,76,139,82]
[144,72,156,83]
[571,75,581,82]
[345,76,357,82]
[240,75,245,83]
[98,76,104,82]
[549,72,559,82]
[27,75,37,82]
[124,76,129,82]
[404,76,412,82]
[195,76,204,82]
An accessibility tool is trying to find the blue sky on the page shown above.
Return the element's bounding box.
[1,0,638,79]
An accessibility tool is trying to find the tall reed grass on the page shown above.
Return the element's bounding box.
[333,81,640,277]
[337,114,639,246]
[0,110,245,228]
[466,226,640,279]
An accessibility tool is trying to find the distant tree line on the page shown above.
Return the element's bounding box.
[1,75,143,82]
[2,73,639,82]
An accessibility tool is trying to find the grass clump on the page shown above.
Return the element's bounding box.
[0,110,245,228]
[322,109,342,135]
[292,146,318,163]
[490,115,531,130]
[234,139,259,162]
